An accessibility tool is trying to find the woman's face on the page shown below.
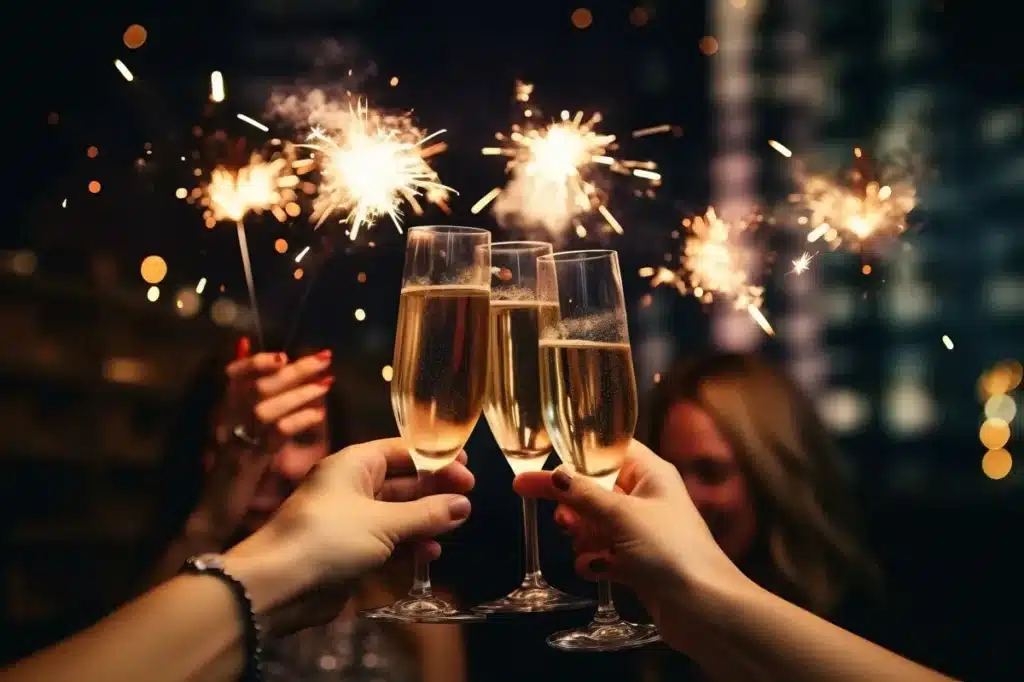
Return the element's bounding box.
[244,414,331,532]
[658,401,758,562]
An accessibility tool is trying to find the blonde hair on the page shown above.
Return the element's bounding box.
[647,353,879,615]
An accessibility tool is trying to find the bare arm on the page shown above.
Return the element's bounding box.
[1,540,304,682]
[685,575,957,682]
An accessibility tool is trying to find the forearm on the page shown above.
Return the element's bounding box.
[1,576,245,682]
[687,576,957,682]
[2,537,308,682]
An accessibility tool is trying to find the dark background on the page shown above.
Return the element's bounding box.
[4,0,1023,680]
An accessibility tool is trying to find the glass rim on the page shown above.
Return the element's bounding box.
[486,240,554,253]
[408,225,490,237]
[537,249,618,264]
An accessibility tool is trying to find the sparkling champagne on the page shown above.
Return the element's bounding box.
[539,340,637,489]
[392,285,489,471]
[483,301,559,475]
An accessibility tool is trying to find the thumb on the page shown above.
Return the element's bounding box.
[383,494,473,543]
[550,466,621,520]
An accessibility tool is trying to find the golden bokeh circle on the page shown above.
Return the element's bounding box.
[981,448,1012,480]
[123,24,148,49]
[140,255,168,284]
[979,418,1011,450]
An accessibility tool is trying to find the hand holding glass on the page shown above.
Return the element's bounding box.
[536,250,660,650]
[362,225,490,624]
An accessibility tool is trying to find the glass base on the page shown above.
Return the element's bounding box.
[473,581,595,614]
[547,620,660,652]
[361,596,486,624]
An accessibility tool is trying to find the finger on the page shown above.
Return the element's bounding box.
[382,495,472,542]
[574,551,615,582]
[254,351,332,398]
[377,463,475,502]
[274,406,327,437]
[616,439,674,494]
[414,540,443,563]
[253,380,333,427]
[553,504,580,530]
[514,466,620,520]
[225,352,288,379]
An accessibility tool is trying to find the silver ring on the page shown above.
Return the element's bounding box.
[232,424,261,448]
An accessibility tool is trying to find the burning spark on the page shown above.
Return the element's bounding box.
[210,71,225,103]
[768,140,792,157]
[114,59,134,82]
[644,207,773,336]
[61,198,67,208]
[942,335,954,350]
[196,277,207,294]
[237,114,269,132]
[633,124,673,138]
[300,98,452,240]
[474,81,660,236]
[200,155,298,223]
[774,142,917,251]
[295,245,310,262]
[790,251,813,275]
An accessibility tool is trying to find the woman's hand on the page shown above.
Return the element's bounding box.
[226,438,474,635]
[513,440,749,653]
[186,340,334,548]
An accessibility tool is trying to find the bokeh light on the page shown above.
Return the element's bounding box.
[981,448,1012,480]
[630,7,649,26]
[86,146,99,159]
[357,272,367,283]
[146,286,160,302]
[354,308,366,321]
[571,8,593,29]
[123,24,147,49]
[274,239,288,254]
[381,365,394,382]
[174,289,201,318]
[175,188,188,199]
[88,181,102,194]
[699,36,719,56]
[294,268,304,280]
[984,394,1017,423]
[979,418,1011,451]
[140,255,168,284]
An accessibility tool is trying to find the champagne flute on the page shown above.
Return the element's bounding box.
[536,249,660,651]
[473,241,595,614]
[361,225,491,624]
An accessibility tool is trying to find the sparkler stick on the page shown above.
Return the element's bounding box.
[233,221,264,348]
[201,156,298,349]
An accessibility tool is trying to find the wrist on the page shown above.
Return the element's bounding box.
[222,532,313,636]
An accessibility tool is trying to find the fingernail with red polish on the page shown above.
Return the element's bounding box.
[236,336,250,360]
[276,352,288,364]
[552,468,573,492]
[318,375,335,388]
[316,349,332,361]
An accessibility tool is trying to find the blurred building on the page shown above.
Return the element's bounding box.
[799,0,1024,494]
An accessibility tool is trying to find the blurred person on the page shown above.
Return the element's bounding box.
[1,438,475,682]
[646,352,879,617]
[514,441,958,682]
[636,352,881,681]
[145,337,465,682]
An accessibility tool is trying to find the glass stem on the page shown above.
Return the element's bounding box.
[593,580,620,624]
[409,559,432,599]
[520,496,546,588]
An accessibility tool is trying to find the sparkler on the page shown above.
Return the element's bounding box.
[473,81,661,237]
[295,98,452,241]
[200,153,301,348]
[643,207,774,336]
[772,141,917,253]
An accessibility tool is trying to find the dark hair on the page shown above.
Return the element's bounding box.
[646,352,879,614]
[145,339,346,564]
